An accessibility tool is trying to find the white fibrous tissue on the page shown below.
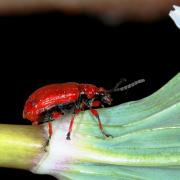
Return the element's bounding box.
[169,5,180,29]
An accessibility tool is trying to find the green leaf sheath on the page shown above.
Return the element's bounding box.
[48,73,180,180]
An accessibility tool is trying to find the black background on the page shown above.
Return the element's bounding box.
[0,11,179,179]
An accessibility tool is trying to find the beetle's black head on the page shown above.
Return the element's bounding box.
[101,92,112,105]
[97,88,112,105]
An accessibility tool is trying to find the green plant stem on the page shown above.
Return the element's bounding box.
[0,124,47,170]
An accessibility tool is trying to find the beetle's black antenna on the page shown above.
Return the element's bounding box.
[107,79,145,93]
[113,78,127,89]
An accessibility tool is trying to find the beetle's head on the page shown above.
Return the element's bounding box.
[97,87,112,105]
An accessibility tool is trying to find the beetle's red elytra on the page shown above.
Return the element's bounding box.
[23,79,145,140]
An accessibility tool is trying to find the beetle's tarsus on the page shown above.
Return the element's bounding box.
[102,131,113,138]
[43,136,51,152]
[66,132,71,140]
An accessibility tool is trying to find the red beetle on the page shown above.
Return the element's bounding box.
[23,79,145,140]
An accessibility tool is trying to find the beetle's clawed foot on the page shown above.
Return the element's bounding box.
[66,132,71,140]
[43,136,51,152]
[46,135,51,145]
[102,131,113,138]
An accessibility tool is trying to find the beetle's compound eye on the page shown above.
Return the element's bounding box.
[101,94,112,105]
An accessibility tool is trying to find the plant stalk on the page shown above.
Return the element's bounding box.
[0,124,47,170]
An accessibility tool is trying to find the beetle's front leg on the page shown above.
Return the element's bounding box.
[90,109,113,138]
[82,99,112,137]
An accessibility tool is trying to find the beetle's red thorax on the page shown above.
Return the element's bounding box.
[79,84,99,99]
[23,83,80,122]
